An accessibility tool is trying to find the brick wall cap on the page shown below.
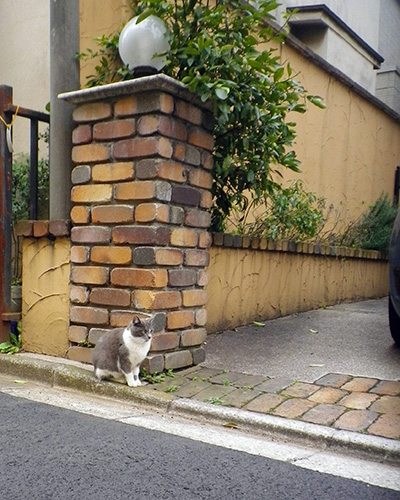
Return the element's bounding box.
[59,74,213,112]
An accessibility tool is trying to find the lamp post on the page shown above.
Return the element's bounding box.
[118,15,170,77]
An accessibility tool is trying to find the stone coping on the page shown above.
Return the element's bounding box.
[14,221,387,261]
[58,73,213,112]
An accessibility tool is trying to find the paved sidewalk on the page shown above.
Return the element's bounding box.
[148,365,400,441]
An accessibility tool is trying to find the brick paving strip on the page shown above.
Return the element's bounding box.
[149,368,400,441]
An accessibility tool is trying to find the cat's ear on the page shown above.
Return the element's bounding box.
[132,316,142,326]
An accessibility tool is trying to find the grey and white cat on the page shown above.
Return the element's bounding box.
[92,316,152,387]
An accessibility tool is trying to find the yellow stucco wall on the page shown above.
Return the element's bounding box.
[205,246,388,332]
[275,42,400,228]
[21,238,71,356]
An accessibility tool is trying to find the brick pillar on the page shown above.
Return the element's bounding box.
[60,75,213,372]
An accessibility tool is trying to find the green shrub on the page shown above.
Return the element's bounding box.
[12,153,49,223]
[326,194,397,252]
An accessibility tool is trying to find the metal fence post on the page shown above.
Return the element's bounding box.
[0,85,13,342]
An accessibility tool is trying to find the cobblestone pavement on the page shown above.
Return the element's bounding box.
[148,365,400,441]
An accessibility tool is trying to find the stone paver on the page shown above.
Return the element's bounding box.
[315,373,352,388]
[245,393,286,414]
[333,409,378,432]
[175,380,211,398]
[282,382,319,398]
[272,398,316,419]
[370,380,400,396]
[209,372,244,385]
[369,395,400,415]
[192,384,236,403]
[338,392,379,410]
[222,388,262,408]
[302,404,346,426]
[340,377,378,393]
[233,374,268,389]
[367,414,400,439]
[308,387,347,404]
[256,377,293,393]
[189,367,224,381]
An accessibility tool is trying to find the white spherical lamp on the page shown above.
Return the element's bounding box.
[118,15,170,77]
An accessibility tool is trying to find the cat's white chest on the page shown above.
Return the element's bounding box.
[122,327,151,366]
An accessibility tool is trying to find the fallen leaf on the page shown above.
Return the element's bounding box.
[253,321,265,327]
[309,364,324,367]
[13,379,27,385]
[223,422,239,429]
[309,329,318,334]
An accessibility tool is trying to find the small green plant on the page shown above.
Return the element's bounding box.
[222,379,232,386]
[325,194,397,252]
[77,340,95,348]
[0,332,21,355]
[165,385,178,393]
[205,397,224,405]
[140,368,175,384]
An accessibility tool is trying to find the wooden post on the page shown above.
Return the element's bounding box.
[0,85,13,342]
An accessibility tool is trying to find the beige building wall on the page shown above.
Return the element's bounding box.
[0,0,50,155]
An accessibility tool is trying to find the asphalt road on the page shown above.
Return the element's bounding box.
[0,391,398,500]
[204,298,400,382]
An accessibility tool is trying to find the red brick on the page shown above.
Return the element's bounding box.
[15,220,33,237]
[188,128,214,151]
[71,184,112,203]
[200,190,213,209]
[201,151,213,170]
[180,328,207,347]
[111,268,168,288]
[73,102,112,122]
[175,100,202,125]
[112,226,169,246]
[114,137,173,160]
[132,247,156,266]
[72,124,92,145]
[49,220,70,237]
[93,119,135,141]
[157,160,187,183]
[150,332,180,352]
[72,144,110,164]
[71,226,111,244]
[135,159,159,179]
[33,221,49,237]
[185,249,210,267]
[141,354,165,374]
[70,246,89,264]
[195,308,207,326]
[133,92,174,115]
[68,325,88,343]
[155,248,183,266]
[133,290,182,310]
[91,246,132,265]
[109,310,152,328]
[71,206,91,224]
[173,142,186,162]
[89,288,131,307]
[171,185,201,206]
[164,350,193,370]
[167,310,194,330]
[182,289,208,307]
[138,115,188,141]
[68,346,94,364]
[197,270,209,286]
[114,96,137,117]
[135,203,169,223]
[114,181,155,201]
[185,209,211,228]
[170,228,198,247]
[189,169,213,189]
[70,305,109,325]
[168,269,197,287]
[71,266,109,285]
[91,205,134,224]
[92,162,134,182]
[198,231,212,248]
[70,285,89,304]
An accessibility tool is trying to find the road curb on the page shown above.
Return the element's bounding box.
[1,353,399,466]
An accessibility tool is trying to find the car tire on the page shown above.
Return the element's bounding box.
[388,295,400,346]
